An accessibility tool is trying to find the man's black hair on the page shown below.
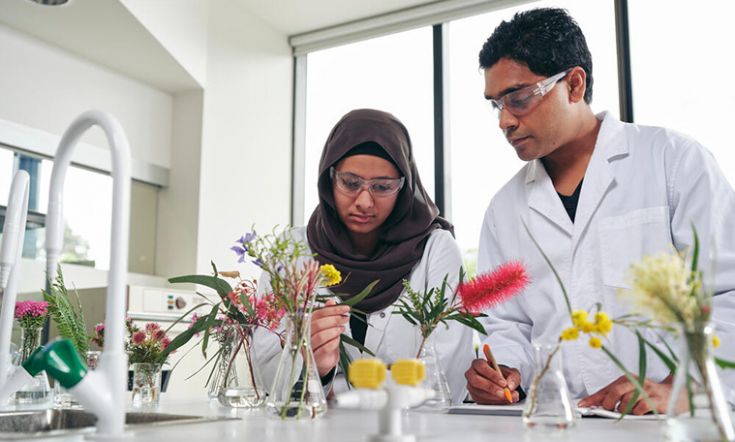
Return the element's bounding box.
[479,8,594,103]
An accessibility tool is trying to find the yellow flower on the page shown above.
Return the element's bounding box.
[588,336,603,349]
[572,310,588,328]
[712,335,721,349]
[592,311,613,336]
[581,321,595,334]
[320,264,342,287]
[560,326,580,341]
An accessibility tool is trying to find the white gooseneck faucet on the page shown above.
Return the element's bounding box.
[46,110,131,437]
[0,170,30,405]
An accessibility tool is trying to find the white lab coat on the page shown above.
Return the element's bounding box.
[478,112,735,402]
[254,226,474,404]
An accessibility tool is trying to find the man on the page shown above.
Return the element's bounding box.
[464,7,735,413]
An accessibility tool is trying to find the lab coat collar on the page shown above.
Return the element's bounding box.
[571,111,629,253]
[524,111,630,237]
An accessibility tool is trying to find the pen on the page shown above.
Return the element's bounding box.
[483,343,513,404]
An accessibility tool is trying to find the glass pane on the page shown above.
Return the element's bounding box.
[447,0,620,274]
[303,27,434,222]
[0,145,158,273]
[0,148,12,205]
[629,1,735,187]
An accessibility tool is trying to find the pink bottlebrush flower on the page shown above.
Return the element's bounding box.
[132,331,147,344]
[94,323,105,333]
[14,301,49,319]
[458,261,530,314]
[145,322,160,333]
[161,337,172,350]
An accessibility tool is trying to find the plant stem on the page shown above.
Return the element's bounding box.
[524,342,561,418]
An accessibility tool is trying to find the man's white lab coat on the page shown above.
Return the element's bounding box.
[478,112,735,402]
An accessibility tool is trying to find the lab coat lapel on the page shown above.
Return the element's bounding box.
[526,160,573,236]
[571,113,629,254]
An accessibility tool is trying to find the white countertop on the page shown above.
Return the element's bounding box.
[116,399,665,442]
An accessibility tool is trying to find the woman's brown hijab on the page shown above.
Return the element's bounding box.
[306,109,453,313]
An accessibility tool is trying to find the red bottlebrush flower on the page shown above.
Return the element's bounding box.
[458,261,529,314]
[154,329,166,341]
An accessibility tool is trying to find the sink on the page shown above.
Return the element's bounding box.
[0,409,237,439]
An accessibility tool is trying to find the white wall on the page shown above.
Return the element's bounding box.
[156,90,204,278]
[120,0,209,88]
[195,0,293,277]
[0,23,173,169]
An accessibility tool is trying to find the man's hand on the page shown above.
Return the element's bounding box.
[578,375,686,415]
[465,359,522,404]
[310,299,350,377]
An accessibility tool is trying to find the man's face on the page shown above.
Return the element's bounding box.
[484,58,570,161]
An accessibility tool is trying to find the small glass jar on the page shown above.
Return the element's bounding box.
[131,362,163,407]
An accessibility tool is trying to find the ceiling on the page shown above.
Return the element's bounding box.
[0,0,441,92]
[236,0,441,36]
[0,0,201,92]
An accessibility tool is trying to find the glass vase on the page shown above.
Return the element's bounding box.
[266,312,327,420]
[523,342,575,431]
[208,326,237,400]
[415,333,451,410]
[666,325,734,442]
[54,350,101,407]
[131,362,162,407]
[15,326,51,404]
[215,323,265,408]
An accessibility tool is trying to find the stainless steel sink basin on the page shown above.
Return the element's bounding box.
[0,408,237,439]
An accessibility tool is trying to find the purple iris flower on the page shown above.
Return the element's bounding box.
[231,232,256,263]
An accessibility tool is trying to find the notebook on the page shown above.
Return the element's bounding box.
[448,404,662,420]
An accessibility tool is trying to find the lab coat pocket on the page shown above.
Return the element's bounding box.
[598,206,672,289]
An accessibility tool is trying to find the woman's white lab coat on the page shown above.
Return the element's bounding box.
[254,227,474,404]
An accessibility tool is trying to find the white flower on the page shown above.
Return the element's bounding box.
[621,252,700,330]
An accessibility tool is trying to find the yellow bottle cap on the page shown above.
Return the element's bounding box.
[391,359,425,386]
[348,358,387,389]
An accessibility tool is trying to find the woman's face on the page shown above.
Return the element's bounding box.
[332,154,401,238]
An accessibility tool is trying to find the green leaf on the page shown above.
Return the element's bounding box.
[340,334,375,356]
[690,224,700,276]
[337,280,380,307]
[200,304,220,359]
[158,314,212,362]
[522,220,572,318]
[168,274,233,298]
[640,335,677,373]
[163,302,213,335]
[620,332,648,418]
[715,357,735,369]
[338,342,352,389]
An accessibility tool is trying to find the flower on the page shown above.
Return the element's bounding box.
[589,336,603,349]
[593,312,613,336]
[572,309,588,328]
[132,331,146,344]
[457,261,530,314]
[713,335,721,349]
[92,322,105,347]
[320,264,342,287]
[560,326,579,341]
[14,300,49,329]
[623,252,699,329]
[231,232,257,264]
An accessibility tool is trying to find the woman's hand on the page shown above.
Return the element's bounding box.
[311,299,350,377]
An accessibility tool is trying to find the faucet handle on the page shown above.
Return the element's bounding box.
[27,340,88,389]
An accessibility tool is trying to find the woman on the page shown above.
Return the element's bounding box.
[257,109,473,403]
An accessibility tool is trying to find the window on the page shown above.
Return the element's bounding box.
[0,146,158,274]
[446,0,620,274]
[302,27,434,222]
[629,1,735,187]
